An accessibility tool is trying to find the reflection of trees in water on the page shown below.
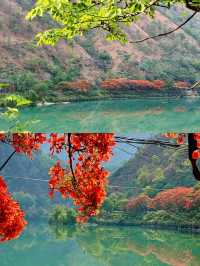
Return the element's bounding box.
[1,224,200,266]
[50,225,200,266]
[49,224,78,241]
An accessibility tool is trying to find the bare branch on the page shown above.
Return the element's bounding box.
[115,136,182,148]
[130,11,197,44]
[0,150,16,172]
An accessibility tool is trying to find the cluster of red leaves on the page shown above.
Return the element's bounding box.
[100,78,165,90]
[164,133,200,159]
[0,176,27,242]
[10,133,46,158]
[48,133,116,223]
[49,133,66,155]
[149,187,194,210]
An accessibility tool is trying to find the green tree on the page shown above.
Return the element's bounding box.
[26,0,200,45]
[49,205,77,225]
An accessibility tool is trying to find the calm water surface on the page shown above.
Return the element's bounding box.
[1,224,200,266]
[1,98,200,132]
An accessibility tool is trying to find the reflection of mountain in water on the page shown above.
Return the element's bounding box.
[1,224,200,266]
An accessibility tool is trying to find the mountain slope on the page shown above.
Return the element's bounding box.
[110,143,196,197]
[0,0,200,85]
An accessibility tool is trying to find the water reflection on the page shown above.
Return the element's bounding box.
[1,223,200,266]
[1,98,200,132]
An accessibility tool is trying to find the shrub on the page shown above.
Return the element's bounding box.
[1,94,32,108]
[126,195,151,216]
[149,187,194,211]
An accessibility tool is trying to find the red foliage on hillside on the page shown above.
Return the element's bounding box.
[59,80,92,92]
[149,187,194,210]
[100,78,165,90]
[174,81,190,89]
[126,187,200,215]
[126,195,151,215]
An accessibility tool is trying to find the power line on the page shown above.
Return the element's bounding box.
[5,175,49,182]
[4,175,176,191]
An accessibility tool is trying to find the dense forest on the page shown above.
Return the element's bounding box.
[0,0,200,103]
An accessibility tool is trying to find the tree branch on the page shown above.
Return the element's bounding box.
[115,136,182,148]
[189,80,200,90]
[130,11,197,44]
[0,150,16,172]
[67,133,77,188]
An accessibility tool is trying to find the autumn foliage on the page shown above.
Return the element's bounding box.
[126,195,150,215]
[56,78,191,92]
[11,133,46,157]
[100,78,166,90]
[0,176,27,242]
[127,187,200,215]
[59,80,92,92]
[48,133,116,223]
[0,133,116,236]
[149,187,194,210]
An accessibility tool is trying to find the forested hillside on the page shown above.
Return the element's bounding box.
[92,144,200,227]
[0,0,200,102]
[110,144,196,196]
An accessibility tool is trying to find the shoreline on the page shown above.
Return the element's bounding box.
[1,93,200,109]
[35,94,200,107]
[91,221,200,234]
[49,220,200,234]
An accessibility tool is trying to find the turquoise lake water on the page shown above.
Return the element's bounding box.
[1,98,200,132]
[0,223,200,266]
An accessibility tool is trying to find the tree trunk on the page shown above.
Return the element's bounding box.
[188,133,200,180]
